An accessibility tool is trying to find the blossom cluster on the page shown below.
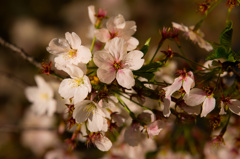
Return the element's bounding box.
[23,2,240,159]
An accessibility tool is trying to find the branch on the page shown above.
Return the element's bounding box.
[0,124,57,133]
[0,37,42,69]
[0,70,30,88]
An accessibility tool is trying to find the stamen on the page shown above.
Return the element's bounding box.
[113,61,122,70]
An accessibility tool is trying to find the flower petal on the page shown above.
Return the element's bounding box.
[163,77,182,97]
[116,68,134,89]
[123,50,144,70]
[97,68,116,84]
[46,99,57,116]
[88,5,96,24]
[46,38,70,55]
[35,75,54,97]
[119,21,137,38]
[73,100,94,123]
[95,136,112,151]
[108,37,127,61]
[94,28,110,43]
[126,37,139,51]
[25,87,39,102]
[58,79,76,99]
[106,14,125,31]
[229,99,240,116]
[87,113,104,132]
[93,50,114,69]
[73,86,89,104]
[163,97,171,117]
[183,76,194,95]
[63,64,84,78]
[172,22,189,32]
[201,97,215,117]
[76,45,92,64]
[183,88,206,106]
[65,32,81,49]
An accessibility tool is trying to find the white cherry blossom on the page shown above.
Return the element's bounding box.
[93,37,144,89]
[47,32,91,70]
[172,22,213,51]
[25,75,56,116]
[183,88,216,117]
[73,100,109,132]
[95,14,139,51]
[94,135,112,151]
[58,65,91,105]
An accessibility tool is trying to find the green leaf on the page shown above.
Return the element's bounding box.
[133,61,164,80]
[231,50,240,60]
[140,38,151,56]
[206,47,228,60]
[206,22,234,61]
[219,21,233,48]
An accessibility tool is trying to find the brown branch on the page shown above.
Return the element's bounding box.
[0,37,64,80]
[0,70,30,88]
[0,37,42,69]
[0,125,57,133]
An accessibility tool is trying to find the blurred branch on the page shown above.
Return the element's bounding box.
[0,70,30,88]
[0,37,42,69]
[0,37,64,80]
[0,124,57,133]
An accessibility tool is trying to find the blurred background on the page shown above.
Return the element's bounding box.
[0,0,240,158]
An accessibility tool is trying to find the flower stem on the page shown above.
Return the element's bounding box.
[226,8,232,24]
[90,36,96,52]
[219,113,231,137]
[114,93,136,119]
[175,52,207,69]
[149,38,165,64]
[194,0,223,31]
[118,92,152,111]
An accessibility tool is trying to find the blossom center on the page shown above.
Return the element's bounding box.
[113,61,122,70]
[109,32,118,39]
[40,93,49,100]
[71,78,84,88]
[83,103,96,116]
[68,49,77,58]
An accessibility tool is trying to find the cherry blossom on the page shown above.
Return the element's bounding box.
[88,5,107,26]
[172,22,213,51]
[58,65,91,105]
[47,32,91,70]
[183,88,216,117]
[221,98,240,116]
[93,37,144,89]
[94,135,112,151]
[163,70,195,97]
[73,100,109,132]
[94,14,139,51]
[25,75,56,116]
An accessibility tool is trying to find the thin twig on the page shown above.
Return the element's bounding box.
[0,37,42,69]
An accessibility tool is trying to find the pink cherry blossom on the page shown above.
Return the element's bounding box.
[163,70,195,97]
[184,88,216,117]
[221,98,240,116]
[93,37,144,89]
[94,14,139,51]
[172,22,213,52]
